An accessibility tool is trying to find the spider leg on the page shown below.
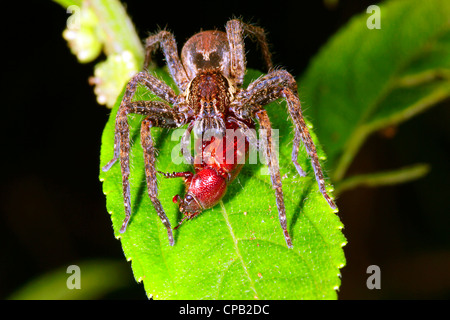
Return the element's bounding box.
[232,69,337,210]
[281,88,337,210]
[292,130,307,177]
[180,122,194,165]
[141,115,180,246]
[228,117,259,152]
[226,19,273,87]
[102,71,179,171]
[110,100,179,242]
[255,110,293,248]
[144,30,190,92]
[102,69,184,245]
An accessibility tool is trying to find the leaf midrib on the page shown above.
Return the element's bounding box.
[219,201,258,298]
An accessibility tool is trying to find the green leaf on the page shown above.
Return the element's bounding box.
[99,69,346,299]
[300,0,450,182]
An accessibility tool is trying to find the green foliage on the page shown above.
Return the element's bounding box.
[9,260,130,300]
[56,0,450,300]
[99,69,345,299]
[300,0,450,187]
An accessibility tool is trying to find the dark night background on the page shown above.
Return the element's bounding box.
[1,0,449,299]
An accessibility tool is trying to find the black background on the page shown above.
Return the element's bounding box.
[1,0,449,299]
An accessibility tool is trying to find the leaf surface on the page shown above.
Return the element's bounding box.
[299,0,450,181]
[99,69,346,299]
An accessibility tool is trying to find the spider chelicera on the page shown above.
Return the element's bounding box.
[102,19,336,248]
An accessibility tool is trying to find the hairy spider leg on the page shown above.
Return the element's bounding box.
[228,117,259,151]
[103,71,183,246]
[281,88,337,209]
[141,116,180,245]
[291,130,308,177]
[226,19,273,87]
[180,122,195,165]
[255,110,293,248]
[144,30,190,92]
[232,69,337,211]
[102,72,179,171]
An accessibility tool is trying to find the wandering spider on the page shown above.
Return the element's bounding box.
[102,19,336,248]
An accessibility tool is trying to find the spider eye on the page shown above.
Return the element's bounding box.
[193,51,222,70]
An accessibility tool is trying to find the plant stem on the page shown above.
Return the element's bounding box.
[334,163,430,195]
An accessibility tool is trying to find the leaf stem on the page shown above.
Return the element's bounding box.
[396,69,450,88]
[334,163,430,195]
[333,81,450,182]
[87,0,144,64]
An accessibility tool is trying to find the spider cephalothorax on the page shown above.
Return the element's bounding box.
[188,69,232,137]
[103,19,336,248]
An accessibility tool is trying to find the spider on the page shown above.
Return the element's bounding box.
[102,19,336,248]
